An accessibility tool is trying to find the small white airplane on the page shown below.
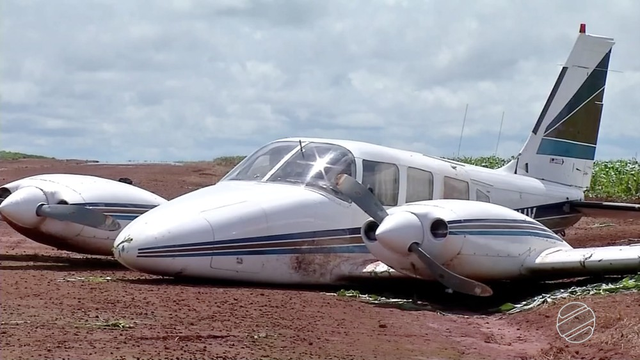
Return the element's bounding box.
[0,23,637,272]
[109,24,640,296]
[0,174,166,255]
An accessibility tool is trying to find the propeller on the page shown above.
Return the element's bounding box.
[335,174,493,297]
[35,204,122,231]
[0,186,122,231]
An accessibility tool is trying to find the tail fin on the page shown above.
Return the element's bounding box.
[501,24,615,190]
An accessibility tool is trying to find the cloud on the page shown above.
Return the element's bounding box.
[2,0,639,162]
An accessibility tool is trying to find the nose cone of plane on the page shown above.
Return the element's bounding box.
[113,210,215,277]
[375,211,424,255]
[0,186,47,228]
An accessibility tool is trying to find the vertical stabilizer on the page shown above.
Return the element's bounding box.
[501,24,615,189]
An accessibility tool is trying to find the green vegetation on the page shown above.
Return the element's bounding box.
[586,159,640,200]
[58,276,115,283]
[447,155,514,169]
[213,154,639,201]
[85,317,134,330]
[212,155,246,167]
[0,150,53,160]
[330,274,640,314]
[499,274,640,314]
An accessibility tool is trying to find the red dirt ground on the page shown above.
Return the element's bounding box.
[1,159,638,360]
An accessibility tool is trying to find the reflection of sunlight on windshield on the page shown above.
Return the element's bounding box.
[304,146,331,184]
[260,142,354,203]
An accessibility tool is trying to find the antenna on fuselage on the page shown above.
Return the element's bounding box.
[494,111,505,156]
[298,140,305,159]
[456,103,469,157]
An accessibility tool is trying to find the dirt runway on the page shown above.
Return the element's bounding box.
[1,159,638,360]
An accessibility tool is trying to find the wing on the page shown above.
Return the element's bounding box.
[571,201,640,220]
[523,245,640,280]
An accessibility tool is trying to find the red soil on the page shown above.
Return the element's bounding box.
[1,159,638,360]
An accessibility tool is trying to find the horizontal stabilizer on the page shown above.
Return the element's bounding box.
[571,201,640,220]
[524,245,640,279]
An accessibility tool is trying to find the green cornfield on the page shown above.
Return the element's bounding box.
[451,156,640,201]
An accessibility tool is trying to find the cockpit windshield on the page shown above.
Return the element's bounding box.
[221,140,356,202]
[267,143,355,183]
[221,141,299,181]
[267,142,356,201]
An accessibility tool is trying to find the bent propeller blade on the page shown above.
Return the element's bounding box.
[335,174,388,224]
[409,243,493,297]
[36,204,122,231]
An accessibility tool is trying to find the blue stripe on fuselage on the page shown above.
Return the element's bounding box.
[449,229,561,241]
[137,227,363,252]
[137,244,371,258]
[135,223,563,259]
[138,218,551,253]
[447,218,549,227]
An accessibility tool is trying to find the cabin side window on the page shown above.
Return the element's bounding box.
[443,176,469,200]
[362,160,399,206]
[406,167,434,203]
[476,189,490,203]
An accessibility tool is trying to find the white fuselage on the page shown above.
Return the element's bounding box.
[113,138,584,284]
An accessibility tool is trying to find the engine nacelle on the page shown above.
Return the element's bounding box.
[0,174,167,256]
[359,202,463,279]
[358,199,563,281]
[361,199,566,278]
[403,204,463,264]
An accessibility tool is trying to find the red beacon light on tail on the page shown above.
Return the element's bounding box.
[579,23,586,33]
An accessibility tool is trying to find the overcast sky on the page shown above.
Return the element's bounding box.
[2,0,639,162]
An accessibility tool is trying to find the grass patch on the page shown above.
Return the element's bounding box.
[92,319,133,329]
[334,289,439,311]
[57,276,115,282]
[79,316,134,330]
[1,320,30,326]
[590,221,616,228]
[0,150,53,160]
